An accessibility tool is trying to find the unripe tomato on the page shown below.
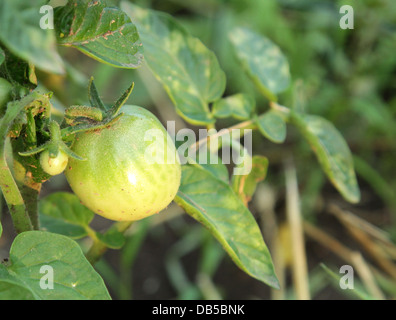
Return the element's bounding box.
[40,149,69,176]
[0,77,12,108]
[65,105,181,222]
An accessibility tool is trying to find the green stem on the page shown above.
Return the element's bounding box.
[190,119,256,153]
[0,91,51,233]
[0,102,34,233]
[86,221,133,265]
[19,184,40,230]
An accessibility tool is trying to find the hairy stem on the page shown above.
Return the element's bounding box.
[19,183,41,230]
[0,102,33,233]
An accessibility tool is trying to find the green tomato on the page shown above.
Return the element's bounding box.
[0,77,12,108]
[65,105,181,222]
[40,150,69,176]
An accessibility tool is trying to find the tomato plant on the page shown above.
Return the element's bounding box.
[1,0,393,301]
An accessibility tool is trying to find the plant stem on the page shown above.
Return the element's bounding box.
[0,91,51,233]
[19,183,41,230]
[0,104,33,233]
[189,119,256,153]
[0,160,32,233]
[86,221,133,265]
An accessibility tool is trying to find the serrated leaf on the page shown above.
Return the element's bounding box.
[0,0,64,74]
[0,231,111,300]
[255,110,287,143]
[39,192,94,239]
[212,93,255,120]
[174,165,279,288]
[55,0,143,69]
[290,112,360,203]
[229,27,290,101]
[232,155,268,205]
[122,3,226,125]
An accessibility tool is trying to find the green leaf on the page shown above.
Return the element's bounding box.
[55,0,143,69]
[0,48,4,66]
[255,110,287,143]
[174,165,279,288]
[190,148,229,183]
[0,50,38,91]
[0,265,36,300]
[0,231,111,300]
[0,0,64,74]
[122,3,226,125]
[39,192,94,239]
[290,112,360,203]
[229,27,290,101]
[232,155,268,205]
[212,93,255,120]
[0,220,2,238]
[96,229,125,250]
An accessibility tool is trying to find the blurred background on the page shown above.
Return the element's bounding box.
[1,0,396,299]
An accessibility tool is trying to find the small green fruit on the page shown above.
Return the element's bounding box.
[40,150,69,176]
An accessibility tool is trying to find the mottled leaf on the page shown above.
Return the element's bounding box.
[0,231,111,300]
[174,165,279,288]
[290,112,360,203]
[255,110,287,143]
[229,27,290,101]
[212,93,255,120]
[122,3,226,125]
[55,0,143,68]
[0,0,64,74]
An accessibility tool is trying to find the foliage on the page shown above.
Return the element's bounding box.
[0,0,394,300]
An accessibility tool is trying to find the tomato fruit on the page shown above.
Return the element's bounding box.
[40,149,69,176]
[65,105,181,222]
